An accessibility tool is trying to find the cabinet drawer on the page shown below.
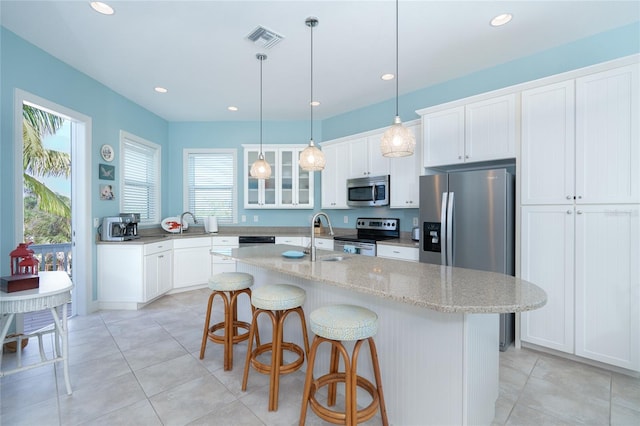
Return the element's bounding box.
[276,236,303,246]
[173,236,211,249]
[377,244,419,262]
[314,238,334,250]
[212,236,239,246]
[144,240,173,255]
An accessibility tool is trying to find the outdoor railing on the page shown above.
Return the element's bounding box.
[29,243,72,274]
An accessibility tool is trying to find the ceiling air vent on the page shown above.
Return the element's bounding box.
[246,26,284,49]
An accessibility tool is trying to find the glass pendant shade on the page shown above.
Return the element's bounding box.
[299,140,326,171]
[381,115,416,157]
[250,153,272,179]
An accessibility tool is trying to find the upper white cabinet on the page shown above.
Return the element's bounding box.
[348,134,390,178]
[521,81,576,205]
[389,123,422,208]
[321,142,350,209]
[575,65,639,204]
[244,147,277,208]
[522,65,639,205]
[244,145,314,209]
[421,94,516,167]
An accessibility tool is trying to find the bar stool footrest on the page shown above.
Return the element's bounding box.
[308,372,380,425]
[249,342,305,375]
[207,320,251,344]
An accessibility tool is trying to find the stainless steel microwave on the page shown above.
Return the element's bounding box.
[346,175,390,207]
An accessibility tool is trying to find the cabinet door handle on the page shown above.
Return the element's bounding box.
[566,195,572,200]
[566,210,572,214]
[577,210,583,215]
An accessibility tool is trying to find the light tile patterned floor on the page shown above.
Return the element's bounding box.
[1,288,639,425]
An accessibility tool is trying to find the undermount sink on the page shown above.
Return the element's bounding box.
[321,255,347,262]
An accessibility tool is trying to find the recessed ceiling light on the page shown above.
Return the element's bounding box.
[154,87,168,93]
[381,73,395,81]
[490,13,513,27]
[228,106,238,111]
[310,101,320,107]
[90,2,114,15]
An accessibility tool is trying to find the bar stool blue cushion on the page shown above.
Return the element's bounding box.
[251,284,306,310]
[208,272,254,291]
[310,304,378,341]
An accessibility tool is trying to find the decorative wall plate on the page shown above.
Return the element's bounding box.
[100,144,114,162]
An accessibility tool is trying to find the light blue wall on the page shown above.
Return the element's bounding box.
[1,28,168,285]
[1,21,638,293]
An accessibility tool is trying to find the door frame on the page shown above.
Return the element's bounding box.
[14,89,93,316]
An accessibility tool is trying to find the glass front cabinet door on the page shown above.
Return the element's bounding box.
[244,145,314,209]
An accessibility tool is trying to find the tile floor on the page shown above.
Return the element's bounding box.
[1,288,639,426]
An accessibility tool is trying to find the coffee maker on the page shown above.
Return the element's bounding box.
[100,213,140,241]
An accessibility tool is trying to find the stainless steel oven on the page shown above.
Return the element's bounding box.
[333,218,400,257]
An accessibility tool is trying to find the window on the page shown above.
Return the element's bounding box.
[184,149,237,224]
[120,131,160,224]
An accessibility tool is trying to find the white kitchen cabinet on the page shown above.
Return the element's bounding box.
[574,205,640,371]
[520,204,640,372]
[421,94,516,167]
[348,135,389,178]
[275,236,304,246]
[244,147,278,208]
[145,241,173,301]
[422,106,465,167]
[376,244,419,262]
[173,236,212,290]
[521,81,575,205]
[302,236,334,251]
[211,236,239,274]
[321,142,350,209]
[389,123,422,208]
[98,239,173,309]
[521,65,639,205]
[520,206,575,353]
[575,65,639,204]
[244,145,314,209]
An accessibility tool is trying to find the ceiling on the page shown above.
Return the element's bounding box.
[2,1,638,122]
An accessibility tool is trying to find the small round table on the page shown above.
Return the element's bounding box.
[1,271,73,394]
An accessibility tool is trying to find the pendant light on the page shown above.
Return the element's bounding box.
[250,53,272,179]
[299,17,326,172]
[380,0,415,158]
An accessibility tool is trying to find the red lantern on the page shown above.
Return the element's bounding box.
[10,242,37,276]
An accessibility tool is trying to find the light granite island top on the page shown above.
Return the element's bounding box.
[226,244,546,314]
[218,244,546,426]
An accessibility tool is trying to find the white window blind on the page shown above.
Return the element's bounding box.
[121,132,160,224]
[185,149,237,224]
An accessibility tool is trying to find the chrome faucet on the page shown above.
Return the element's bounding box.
[310,212,334,261]
[179,211,197,234]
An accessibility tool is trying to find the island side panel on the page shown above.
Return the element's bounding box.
[237,262,499,426]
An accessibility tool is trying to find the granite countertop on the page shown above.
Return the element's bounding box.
[222,244,547,315]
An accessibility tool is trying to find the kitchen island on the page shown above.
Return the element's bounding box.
[220,244,546,425]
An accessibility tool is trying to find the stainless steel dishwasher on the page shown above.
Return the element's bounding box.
[238,236,276,247]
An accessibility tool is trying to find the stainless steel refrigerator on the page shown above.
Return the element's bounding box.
[419,168,515,351]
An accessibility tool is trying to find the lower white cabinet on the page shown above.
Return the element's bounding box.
[275,236,304,246]
[211,236,239,274]
[145,242,173,301]
[98,239,173,309]
[173,237,212,290]
[521,204,640,371]
[376,244,419,262]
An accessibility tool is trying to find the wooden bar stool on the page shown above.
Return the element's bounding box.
[199,272,255,371]
[242,283,310,411]
[300,304,388,426]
